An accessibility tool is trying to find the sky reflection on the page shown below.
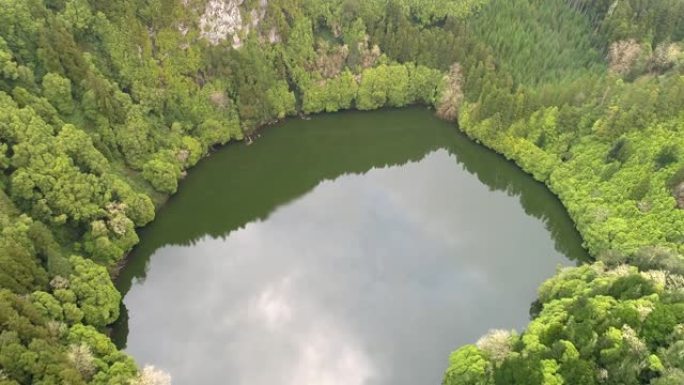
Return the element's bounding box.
[122,150,571,385]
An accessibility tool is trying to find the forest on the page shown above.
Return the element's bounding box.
[0,0,683,384]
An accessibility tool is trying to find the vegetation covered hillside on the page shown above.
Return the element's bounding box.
[0,0,683,384]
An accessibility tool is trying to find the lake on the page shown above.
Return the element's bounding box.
[113,108,587,385]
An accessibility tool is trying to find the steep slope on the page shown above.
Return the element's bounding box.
[0,0,683,384]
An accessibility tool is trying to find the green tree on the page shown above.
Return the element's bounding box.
[68,256,121,328]
[443,345,492,385]
[42,72,74,114]
[142,157,180,194]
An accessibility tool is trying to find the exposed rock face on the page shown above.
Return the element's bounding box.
[267,27,281,43]
[314,42,349,78]
[437,63,464,121]
[198,0,271,48]
[608,39,644,75]
[199,0,245,46]
[652,42,683,72]
[674,182,684,209]
[209,91,229,108]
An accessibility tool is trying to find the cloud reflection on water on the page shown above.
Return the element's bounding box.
[123,150,571,385]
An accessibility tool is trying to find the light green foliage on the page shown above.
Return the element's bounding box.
[266,81,297,119]
[443,345,492,385]
[357,64,391,110]
[543,121,684,256]
[302,70,359,114]
[385,65,411,107]
[68,324,138,383]
[108,176,156,227]
[282,17,317,87]
[357,64,412,110]
[42,73,74,114]
[142,156,181,194]
[0,0,682,383]
[408,64,443,105]
[194,118,237,148]
[117,107,156,169]
[60,0,95,32]
[445,263,684,385]
[0,142,8,170]
[57,124,108,174]
[81,203,140,265]
[68,256,120,328]
[0,37,19,83]
[30,291,64,321]
[302,63,438,114]
[0,213,49,294]
[181,136,203,168]
[0,289,111,385]
[653,370,684,385]
[429,1,684,383]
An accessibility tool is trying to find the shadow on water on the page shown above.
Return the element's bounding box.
[112,107,588,349]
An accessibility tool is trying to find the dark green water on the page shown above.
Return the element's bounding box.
[113,108,587,385]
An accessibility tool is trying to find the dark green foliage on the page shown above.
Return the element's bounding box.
[569,0,684,46]
[493,355,543,385]
[642,304,684,348]
[630,176,652,201]
[608,274,656,300]
[0,0,682,383]
[656,144,680,170]
[558,358,597,385]
[607,138,633,163]
[629,247,684,276]
[469,0,603,85]
[601,161,621,181]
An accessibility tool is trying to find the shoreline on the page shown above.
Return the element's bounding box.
[109,105,590,285]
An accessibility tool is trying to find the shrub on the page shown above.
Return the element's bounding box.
[607,137,633,163]
[142,159,180,194]
[656,145,680,170]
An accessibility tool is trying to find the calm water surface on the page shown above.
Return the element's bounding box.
[113,109,587,385]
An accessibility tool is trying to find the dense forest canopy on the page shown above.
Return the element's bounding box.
[0,0,683,384]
